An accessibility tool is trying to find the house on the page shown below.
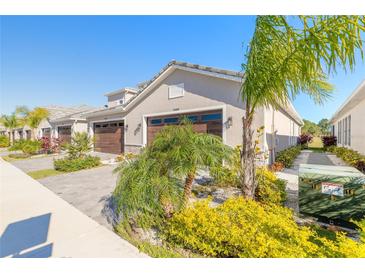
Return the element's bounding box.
[330,79,365,155]
[11,105,96,143]
[84,60,303,163]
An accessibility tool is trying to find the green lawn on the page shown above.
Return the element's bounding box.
[27,169,65,179]
[308,136,324,151]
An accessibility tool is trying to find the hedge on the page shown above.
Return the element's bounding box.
[275,145,301,168]
[54,155,101,172]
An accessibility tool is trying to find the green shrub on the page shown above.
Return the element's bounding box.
[9,139,41,155]
[0,135,10,147]
[210,145,241,187]
[255,167,287,204]
[64,132,93,159]
[275,145,301,168]
[164,197,365,258]
[327,146,365,173]
[54,155,101,172]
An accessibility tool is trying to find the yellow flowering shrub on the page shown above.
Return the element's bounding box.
[256,167,287,204]
[164,197,365,258]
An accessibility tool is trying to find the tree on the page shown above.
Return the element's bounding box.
[240,16,365,198]
[149,120,233,201]
[64,132,93,159]
[0,113,21,145]
[301,119,321,136]
[318,118,330,135]
[113,120,232,228]
[16,106,49,140]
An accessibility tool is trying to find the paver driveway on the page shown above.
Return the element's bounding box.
[38,164,118,230]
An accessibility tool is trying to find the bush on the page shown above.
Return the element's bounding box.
[255,168,287,204]
[270,161,284,172]
[164,197,365,258]
[299,134,313,146]
[9,139,41,155]
[327,146,365,173]
[54,155,101,172]
[210,145,241,187]
[0,135,10,147]
[322,136,337,148]
[40,137,61,154]
[275,145,301,168]
[64,132,92,159]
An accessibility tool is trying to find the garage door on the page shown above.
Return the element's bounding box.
[147,110,222,145]
[94,121,124,154]
[58,126,72,144]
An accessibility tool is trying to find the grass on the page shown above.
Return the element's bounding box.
[27,169,65,179]
[308,137,323,149]
[1,155,30,162]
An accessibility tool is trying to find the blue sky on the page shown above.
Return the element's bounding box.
[1,16,364,123]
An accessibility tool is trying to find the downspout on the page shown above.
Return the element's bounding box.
[271,108,276,164]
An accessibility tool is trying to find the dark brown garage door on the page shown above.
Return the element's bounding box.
[94,121,124,154]
[147,110,222,145]
[58,126,72,144]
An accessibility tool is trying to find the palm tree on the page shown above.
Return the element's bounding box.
[16,106,49,140]
[240,16,365,198]
[0,113,21,145]
[149,119,233,201]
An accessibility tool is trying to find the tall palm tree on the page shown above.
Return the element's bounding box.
[0,113,21,145]
[240,16,365,198]
[149,120,233,201]
[16,106,49,140]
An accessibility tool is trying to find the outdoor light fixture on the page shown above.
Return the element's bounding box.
[225,116,233,128]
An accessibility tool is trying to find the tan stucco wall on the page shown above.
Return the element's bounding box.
[123,69,265,153]
[332,98,365,155]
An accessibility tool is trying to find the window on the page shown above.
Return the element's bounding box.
[119,99,125,105]
[344,118,348,145]
[102,124,108,128]
[110,123,117,127]
[187,115,198,122]
[201,113,222,122]
[168,83,184,99]
[338,121,341,144]
[164,117,179,124]
[150,119,162,125]
[347,115,351,146]
[95,124,101,128]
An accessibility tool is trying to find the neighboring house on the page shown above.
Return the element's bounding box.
[12,105,96,143]
[330,79,365,155]
[84,60,303,163]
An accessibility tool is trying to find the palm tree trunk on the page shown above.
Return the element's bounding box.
[31,128,36,140]
[183,167,197,203]
[9,130,13,145]
[241,111,257,199]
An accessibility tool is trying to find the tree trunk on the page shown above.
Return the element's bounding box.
[183,168,197,203]
[9,130,14,145]
[31,128,36,140]
[240,111,257,199]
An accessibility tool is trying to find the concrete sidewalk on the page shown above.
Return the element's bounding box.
[0,159,147,258]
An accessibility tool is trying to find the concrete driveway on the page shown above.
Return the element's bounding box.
[38,164,118,230]
[9,152,117,173]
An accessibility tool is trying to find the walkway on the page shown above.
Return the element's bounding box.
[0,159,147,258]
[276,150,346,212]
